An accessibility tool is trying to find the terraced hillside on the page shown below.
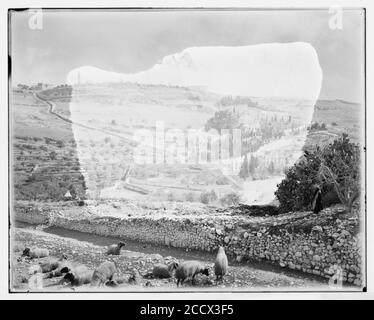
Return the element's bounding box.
[11,89,86,201]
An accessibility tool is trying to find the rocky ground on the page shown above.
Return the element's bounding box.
[11,227,331,292]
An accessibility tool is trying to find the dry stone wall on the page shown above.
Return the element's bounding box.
[14,201,364,287]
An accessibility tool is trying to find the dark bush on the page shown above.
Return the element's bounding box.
[275,134,359,213]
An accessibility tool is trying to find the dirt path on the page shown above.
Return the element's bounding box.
[11,226,331,292]
[34,92,136,145]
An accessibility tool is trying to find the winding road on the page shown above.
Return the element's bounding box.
[34,92,137,146]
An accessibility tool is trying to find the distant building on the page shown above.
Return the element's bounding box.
[30,83,53,90]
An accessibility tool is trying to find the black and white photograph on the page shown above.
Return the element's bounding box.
[4,2,370,298]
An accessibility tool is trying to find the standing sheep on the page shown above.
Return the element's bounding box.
[175,261,209,287]
[91,261,117,286]
[214,246,228,282]
[106,242,126,255]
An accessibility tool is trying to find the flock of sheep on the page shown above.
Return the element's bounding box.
[21,242,229,289]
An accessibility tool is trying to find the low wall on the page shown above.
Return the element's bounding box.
[14,201,364,287]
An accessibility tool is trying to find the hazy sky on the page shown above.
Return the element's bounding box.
[10,9,365,102]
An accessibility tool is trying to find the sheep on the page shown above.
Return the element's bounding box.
[106,241,126,255]
[214,246,228,282]
[91,261,117,286]
[22,247,49,259]
[105,274,129,287]
[63,265,93,286]
[153,261,179,279]
[175,261,209,287]
[44,259,74,279]
[59,263,74,274]
[39,254,68,273]
[45,260,78,279]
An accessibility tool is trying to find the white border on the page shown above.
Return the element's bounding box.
[1,0,372,300]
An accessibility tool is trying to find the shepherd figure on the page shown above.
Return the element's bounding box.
[311,185,323,214]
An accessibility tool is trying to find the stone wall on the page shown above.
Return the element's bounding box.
[13,201,364,287]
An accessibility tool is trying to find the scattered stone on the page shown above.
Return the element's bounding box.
[313,255,321,262]
[312,226,323,233]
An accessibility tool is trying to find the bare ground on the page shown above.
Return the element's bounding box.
[10,227,331,292]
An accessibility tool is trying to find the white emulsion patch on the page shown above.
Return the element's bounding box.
[66,42,322,204]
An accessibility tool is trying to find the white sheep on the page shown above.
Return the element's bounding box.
[22,247,49,259]
[214,246,228,282]
[175,261,209,287]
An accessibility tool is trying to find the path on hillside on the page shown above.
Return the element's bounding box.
[34,92,137,146]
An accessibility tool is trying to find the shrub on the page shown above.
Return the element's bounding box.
[275,150,322,213]
[220,192,241,206]
[56,140,65,148]
[209,189,218,202]
[204,110,240,132]
[318,133,361,213]
[200,191,211,204]
[49,151,57,160]
[275,133,360,213]
[200,189,218,204]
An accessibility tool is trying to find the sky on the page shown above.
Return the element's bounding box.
[9,9,365,102]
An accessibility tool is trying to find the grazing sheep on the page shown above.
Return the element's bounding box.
[22,247,49,259]
[63,265,92,286]
[106,241,126,255]
[214,246,228,282]
[151,261,179,279]
[91,261,117,286]
[39,254,68,273]
[175,261,209,287]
